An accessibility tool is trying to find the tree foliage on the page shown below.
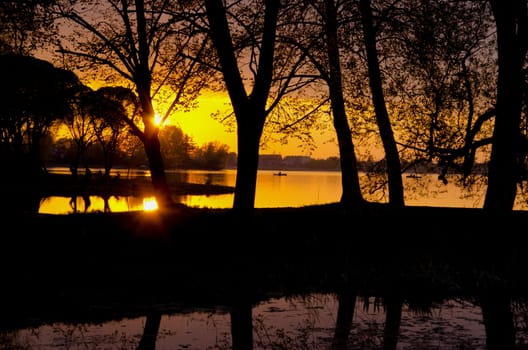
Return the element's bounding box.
[0,53,83,177]
[49,0,214,207]
[0,0,57,55]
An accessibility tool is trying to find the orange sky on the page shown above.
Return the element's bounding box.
[169,91,340,159]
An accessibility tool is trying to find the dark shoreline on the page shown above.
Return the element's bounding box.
[2,203,526,334]
[34,172,236,197]
[3,173,528,336]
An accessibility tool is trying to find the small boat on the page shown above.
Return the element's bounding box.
[273,171,287,176]
[406,173,422,179]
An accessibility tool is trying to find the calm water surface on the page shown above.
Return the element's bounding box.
[38,168,510,214]
[5,294,500,350]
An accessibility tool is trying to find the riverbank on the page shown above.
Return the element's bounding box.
[4,200,526,258]
[36,171,236,197]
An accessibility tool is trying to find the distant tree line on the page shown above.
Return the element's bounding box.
[257,156,490,173]
[0,53,230,177]
[48,126,230,172]
[0,0,526,214]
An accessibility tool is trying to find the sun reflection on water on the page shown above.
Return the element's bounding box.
[142,197,158,211]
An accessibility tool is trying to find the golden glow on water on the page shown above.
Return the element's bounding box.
[39,195,149,214]
[175,170,342,208]
[255,171,341,207]
[37,170,528,214]
[39,196,78,214]
[142,197,159,211]
[182,194,234,208]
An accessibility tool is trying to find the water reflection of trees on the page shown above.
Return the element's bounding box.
[183,293,518,350]
[3,222,528,350]
[136,312,162,350]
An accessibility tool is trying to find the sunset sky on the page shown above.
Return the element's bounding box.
[169,90,340,160]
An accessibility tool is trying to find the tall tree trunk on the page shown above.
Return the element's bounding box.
[144,128,174,208]
[324,0,365,209]
[359,0,405,207]
[138,88,174,209]
[484,0,526,213]
[135,0,174,209]
[205,0,279,214]
[234,115,264,214]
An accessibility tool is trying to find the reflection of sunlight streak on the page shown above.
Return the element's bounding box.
[181,194,234,208]
[37,172,511,214]
[39,196,73,214]
[39,195,152,214]
[143,197,158,211]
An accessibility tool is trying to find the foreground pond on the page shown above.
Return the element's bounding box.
[2,230,528,350]
[4,294,497,350]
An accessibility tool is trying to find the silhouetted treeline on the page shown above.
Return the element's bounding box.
[0,0,526,212]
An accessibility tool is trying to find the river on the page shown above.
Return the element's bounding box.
[37,167,528,214]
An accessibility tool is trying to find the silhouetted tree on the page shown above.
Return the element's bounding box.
[50,0,212,208]
[91,87,141,177]
[386,1,495,182]
[159,125,195,169]
[204,0,280,214]
[295,0,365,209]
[193,141,230,170]
[484,0,528,213]
[205,0,320,213]
[63,87,99,179]
[0,53,82,179]
[359,0,404,207]
[0,0,57,55]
